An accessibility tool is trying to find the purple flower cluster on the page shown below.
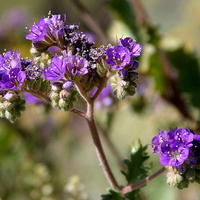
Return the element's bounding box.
[26,13,65,49]
[26,13,94,55]
[152,128,200,167]
[0,50,25,91]
[44,52,89,83]
[106,37,142,70]
[0,50,44,92]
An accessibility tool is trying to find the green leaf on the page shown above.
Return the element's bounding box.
[101,188,125,200]
[167,47,200,108]
[125,189,142,200]
[122,139,151,185]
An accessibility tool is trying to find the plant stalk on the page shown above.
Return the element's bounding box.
[121,166,167,194]
[86,100,120,190]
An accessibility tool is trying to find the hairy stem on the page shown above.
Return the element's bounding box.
[70,108,86,118]
[121,166,167,194]
[23,88,51,103]
[97,121,125,169]
[86,100,120,189]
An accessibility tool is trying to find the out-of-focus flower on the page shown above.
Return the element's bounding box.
[0,7,29,38]
[91,85,114,109]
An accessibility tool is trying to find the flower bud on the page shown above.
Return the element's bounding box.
[49,91,60,100]
[59,89,70,99]
[4,91,18,101]
[177,178,189,189]
[185,169,195,182]
[63,81,74,90]
[3,101,14,110]
[61,102,73,112]
[58,98,67,108]
[0,110,5,118]
[51,100,59,108]
[166,170,183,187]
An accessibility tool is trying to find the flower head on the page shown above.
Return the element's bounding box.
[26,14,65,49]
[44,56,66,81]
[66,55,88,76]
[0,50,27,91]
[2,68,26,90]
[152,128,200,168]
[159,141,189,166]
[106,46,130,70]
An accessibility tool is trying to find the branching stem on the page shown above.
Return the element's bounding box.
[121,166,167,194]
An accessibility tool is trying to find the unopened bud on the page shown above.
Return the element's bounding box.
[4,91,18,101]
[3,101,14,110]
[166,170,183,187]
[49,91,60,100]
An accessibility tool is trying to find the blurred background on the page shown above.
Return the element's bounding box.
[0,0,200,199]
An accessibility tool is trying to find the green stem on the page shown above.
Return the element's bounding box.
[86,100,120,189]
[121,166,167,194]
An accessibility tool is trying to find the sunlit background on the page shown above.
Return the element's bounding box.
[0,0,200,200]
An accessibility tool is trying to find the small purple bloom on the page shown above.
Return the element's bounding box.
[0,50,27,91]
[174,128,194,148]
[44,56,66,81]
[106,46,130,70]
[2,68,26,90]
[26,18,48,42]
[66,55,88,76]
[159,141,189,166]
[151,127,200,168]
[26,14,64,47]
[120,37,142,58]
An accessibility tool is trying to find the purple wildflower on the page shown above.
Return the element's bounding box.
[2,68,26,90]
[66,55,88,76]
[173,128,194,148]
[26,14,65,48]
[159,141,189,166]
[0,50,26,91]
[152,128,200,168]
[26,18,49,43]
[106,46,131,70]
[152,130,169,154]
[44,56,66,81]
[120,37,142,58]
